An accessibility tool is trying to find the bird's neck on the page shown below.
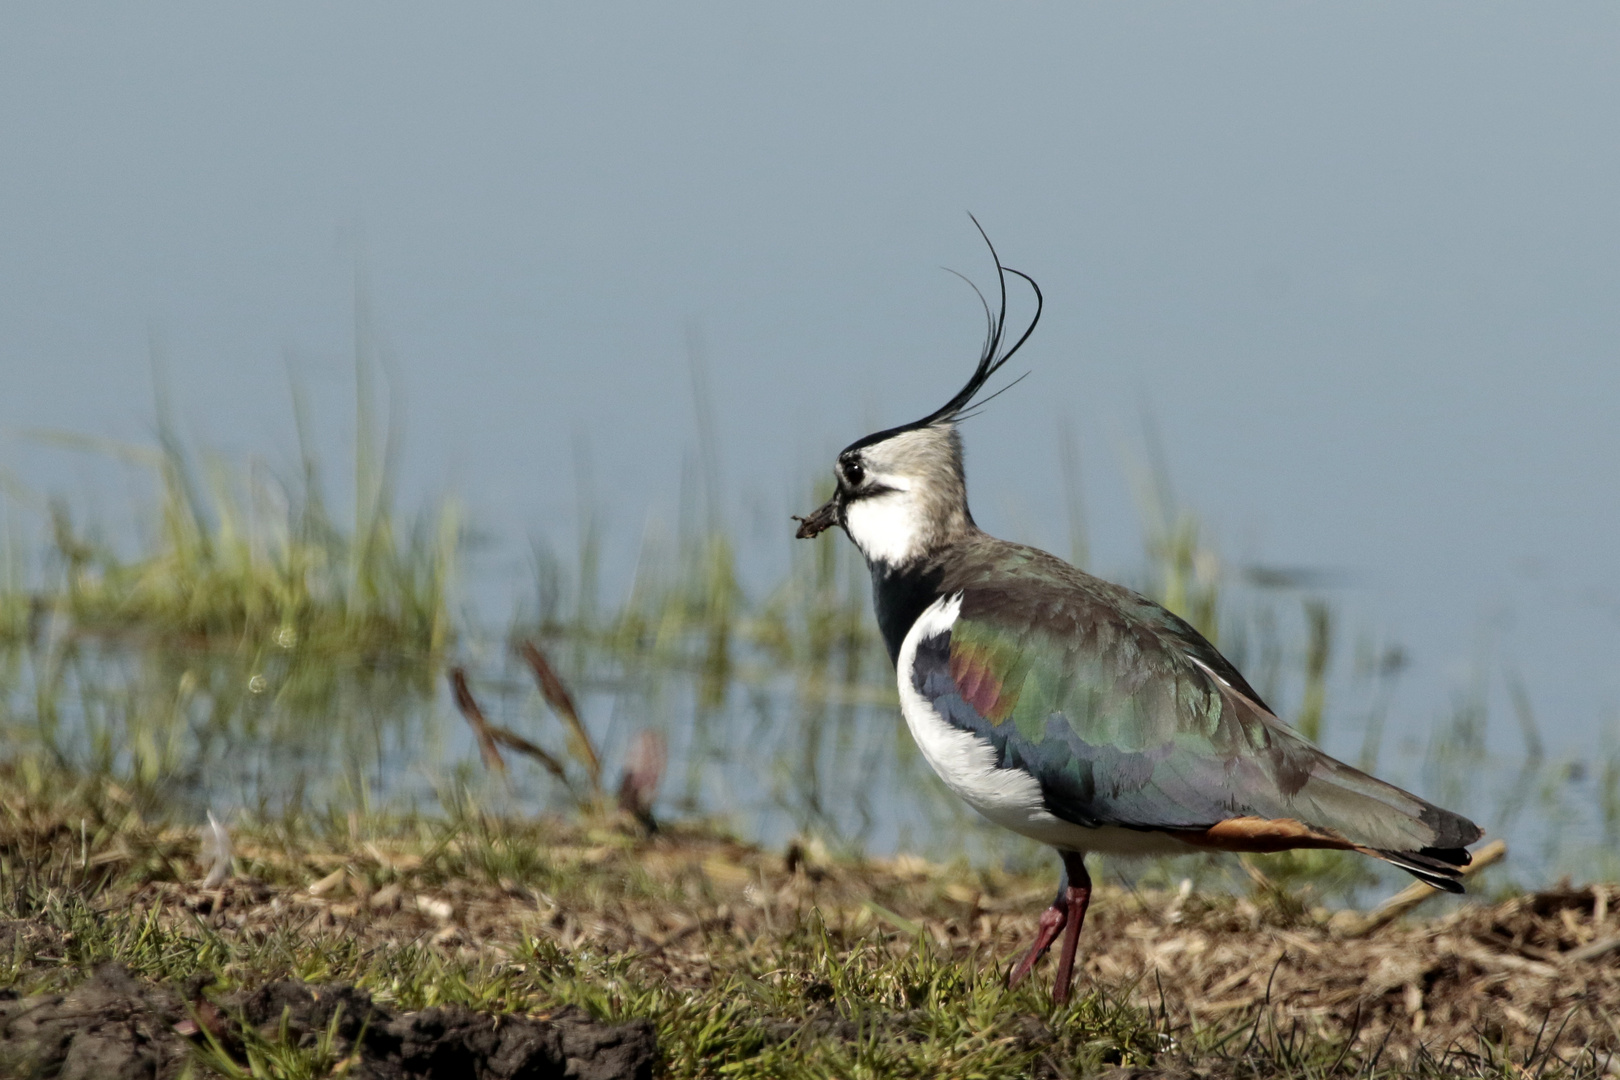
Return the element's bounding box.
[845,480,975,664]
[864,517,979,665]
[868,556,948,666]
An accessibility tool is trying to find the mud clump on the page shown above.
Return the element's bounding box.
[227,978,656,1080]
[0,960,655,1080]
[0,963,192,1080]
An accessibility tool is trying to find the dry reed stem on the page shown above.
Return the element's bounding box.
[518,641,602,794]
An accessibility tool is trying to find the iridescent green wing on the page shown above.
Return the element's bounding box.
[917,538,1480,874]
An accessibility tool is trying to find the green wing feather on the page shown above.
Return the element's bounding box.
[920,537,1481,861]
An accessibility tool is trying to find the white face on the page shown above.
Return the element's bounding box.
[842,473,927,566]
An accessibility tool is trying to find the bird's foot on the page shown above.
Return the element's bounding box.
[1008,854,1093,1005]
[1007,901,1068,988]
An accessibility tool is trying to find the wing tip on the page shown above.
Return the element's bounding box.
[1373,846,1472,893]
[1418,803,1485,850]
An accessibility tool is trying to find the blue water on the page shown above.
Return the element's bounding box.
[5,604,1612,899]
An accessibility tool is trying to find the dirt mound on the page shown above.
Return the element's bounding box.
[0,961,656,1080]
[0,963,192,1080]
[224,979,656,1080]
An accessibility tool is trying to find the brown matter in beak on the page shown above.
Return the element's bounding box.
[792,497,839,539]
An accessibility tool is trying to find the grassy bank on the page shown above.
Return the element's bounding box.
[2,766,1616,1078]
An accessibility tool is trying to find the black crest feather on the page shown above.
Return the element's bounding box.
[846,217,1042,455]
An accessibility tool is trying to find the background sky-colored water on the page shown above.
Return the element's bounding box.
[3,3,1617,765]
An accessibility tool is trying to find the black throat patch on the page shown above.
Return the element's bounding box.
[869,559,946,666]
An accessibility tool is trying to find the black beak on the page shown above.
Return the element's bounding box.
[793,496,840,539]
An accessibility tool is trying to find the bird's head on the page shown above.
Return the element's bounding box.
[795,224,1041,570]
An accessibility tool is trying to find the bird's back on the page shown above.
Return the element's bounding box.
[902,533,1481,886]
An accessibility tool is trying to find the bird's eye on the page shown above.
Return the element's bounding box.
[842,460,865,486]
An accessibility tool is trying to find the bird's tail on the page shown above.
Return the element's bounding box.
[1368,844,1473,894]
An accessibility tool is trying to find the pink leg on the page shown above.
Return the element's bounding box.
[1007,851,1091,994]
[1007,901,1067,987]
[1050,857,1093,1005]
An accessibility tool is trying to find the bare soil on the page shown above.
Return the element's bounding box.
[0,954,656,1080]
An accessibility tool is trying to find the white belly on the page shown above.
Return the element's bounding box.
[895,594,1199,858]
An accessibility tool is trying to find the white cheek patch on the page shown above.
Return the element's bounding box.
[843,488,924,566]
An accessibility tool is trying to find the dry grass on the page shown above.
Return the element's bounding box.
[3,768,1616,1078]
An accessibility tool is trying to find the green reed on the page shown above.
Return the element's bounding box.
[0,350,455,812]
[6,360,456,664]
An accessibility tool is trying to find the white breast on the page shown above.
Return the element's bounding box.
[897,594,1070,843]
[895,594,1201,858]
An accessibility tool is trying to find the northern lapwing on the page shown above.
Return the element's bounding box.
[793,227,1483,1004]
